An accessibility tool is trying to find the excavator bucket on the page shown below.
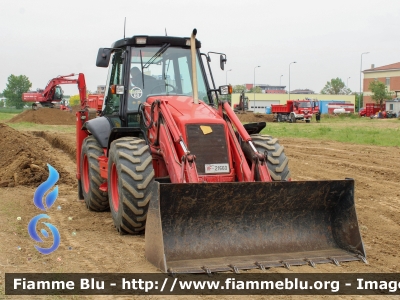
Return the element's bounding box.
[145,179,366,274]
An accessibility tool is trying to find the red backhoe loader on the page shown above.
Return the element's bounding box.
[75,29,366,274]
[22,73,86,110]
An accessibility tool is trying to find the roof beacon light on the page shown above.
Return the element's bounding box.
[136,37,147,45]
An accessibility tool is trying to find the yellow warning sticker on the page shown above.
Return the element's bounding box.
[200,125,213,135]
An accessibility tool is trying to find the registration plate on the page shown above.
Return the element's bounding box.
[205,163,229,174]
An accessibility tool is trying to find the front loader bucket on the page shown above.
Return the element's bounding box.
[145,179,366,274]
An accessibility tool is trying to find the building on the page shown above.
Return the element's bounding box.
[260,85,286,94]
[362,62,400,107]
[385,98,400,115]
[245,84,286,94]
[97,85,106,94]
[231,93,355,114]
[290,88,315,94]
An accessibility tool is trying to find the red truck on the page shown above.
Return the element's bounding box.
[87,94,104,113]
[359,103,381,117]
[271,99,318,123]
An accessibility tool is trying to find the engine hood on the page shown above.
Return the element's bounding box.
[148,95,223,124]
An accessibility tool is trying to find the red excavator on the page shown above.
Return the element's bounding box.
[75,29,366,274]
[22,73,86,110]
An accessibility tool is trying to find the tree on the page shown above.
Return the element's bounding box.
[368,81,393,110]
[232,85,246,94]
[2,75,32,109]
[320,78,351,95]
[69,94,80,106]
[249,86,262,93]
[354,93,363,112]
[0,100,4,108]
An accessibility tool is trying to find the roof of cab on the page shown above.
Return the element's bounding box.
[111,36,201,49]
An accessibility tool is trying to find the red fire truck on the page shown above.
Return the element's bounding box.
[271,99,318,123]
[359,103,381,117]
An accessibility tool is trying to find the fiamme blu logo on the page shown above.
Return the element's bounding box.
[28,164,60,254]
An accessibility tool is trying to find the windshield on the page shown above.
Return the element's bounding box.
[128,46,209,111]
[298,102,311,108]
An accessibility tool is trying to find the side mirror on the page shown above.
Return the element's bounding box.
[220,54,227,70]
[96,48,112,68]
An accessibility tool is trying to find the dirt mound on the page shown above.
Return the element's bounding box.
[0,123,74,187]
[236,112,274,123]
[71,105,82,113]
[7,108,76,125]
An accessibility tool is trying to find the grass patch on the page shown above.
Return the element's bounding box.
[0,112,18,122]
[0,107,28,114]
[6,122,75,133]
[261,117,400,147]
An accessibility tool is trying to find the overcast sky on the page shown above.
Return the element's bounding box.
[1,0,399,96]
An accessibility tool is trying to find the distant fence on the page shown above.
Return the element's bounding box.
[0,107,29,113]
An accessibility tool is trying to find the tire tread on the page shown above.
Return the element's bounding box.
[108,137,154,234]
[81,136,109,211]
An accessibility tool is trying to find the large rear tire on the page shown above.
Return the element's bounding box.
[242,134,291,181]
[80,136,109,211]
[108,137,155,235]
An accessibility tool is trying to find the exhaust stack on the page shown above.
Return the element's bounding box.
[190,29,199,104]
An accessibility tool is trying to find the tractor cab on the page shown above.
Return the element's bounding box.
[96,36,229,129]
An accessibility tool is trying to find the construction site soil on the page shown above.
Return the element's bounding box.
[237,112,275,123]
[7,108,76,125]
[1,110,400,299]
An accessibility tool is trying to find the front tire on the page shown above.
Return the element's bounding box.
[80,136,109,211]
[242,134,291,181]
[108,137,155,235]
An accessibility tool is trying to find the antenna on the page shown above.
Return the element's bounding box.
[165,28,167,36]
[124,17,126,40]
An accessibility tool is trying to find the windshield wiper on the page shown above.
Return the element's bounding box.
[139,43,170,90]
[143,43,170,69]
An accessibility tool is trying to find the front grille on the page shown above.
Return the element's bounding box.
[186,124,229,174]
